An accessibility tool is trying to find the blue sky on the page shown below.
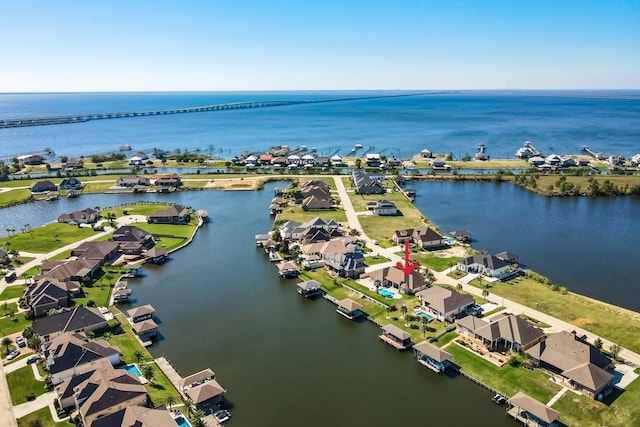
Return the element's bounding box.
[2,0,639,91]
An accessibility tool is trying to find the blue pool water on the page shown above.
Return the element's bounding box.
[378,288,395,299]
[124,364,142,377]
[174,416,191,427]
[416,311,434,322]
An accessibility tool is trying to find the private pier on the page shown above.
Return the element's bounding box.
[0,92,444,129]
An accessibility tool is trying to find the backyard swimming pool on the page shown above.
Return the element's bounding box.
[174,415,191,427]
[124,364,142,377]
[415,310,435,322]
[377,288,395,299]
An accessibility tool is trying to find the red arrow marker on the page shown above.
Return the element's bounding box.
[396,240,419,274]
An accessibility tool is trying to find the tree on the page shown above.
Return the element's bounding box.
[594,337,603,349]
[190,409,206,427]
[133,350,145,364]
[422,323,429,337]
[85,330,95,339]
[28,335,41,350]
[385,305,392,319]
[2,302,8,316]
[456,283,463,292]
[355,158,362,169]
[1,336,13,352]
[141,364,155,383]
[374,279,381,290]
[609,344,621,359]
[166,395,177,412]
[482,289,489,298]
[400,305,408,319]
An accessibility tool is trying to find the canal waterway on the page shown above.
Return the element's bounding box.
[0,185,516,426]
[409,180,640,312]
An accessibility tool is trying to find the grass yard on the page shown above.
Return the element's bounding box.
[409,252,461,272]
[0,285,26,301]
[0,222,97,253]
[135,222,197,239]
[17,406,75,427]
[101,203,172,218]
[364,254,390,266]
[72,283,113,307]
[448,269,468,279]
[359,215,423,244]
[7,365,47,405]
[82,181,115,193]
[469,277,640,354]
[1,302,19,315]
[48,249,73,261]
[0,188,32,208]
[276,206,347,223]
[447,344,561,402]
[432,330,458,347]
[552,377,640,427]
[0,314,31,337]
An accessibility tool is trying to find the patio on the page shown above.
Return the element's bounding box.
[453,336,507,367]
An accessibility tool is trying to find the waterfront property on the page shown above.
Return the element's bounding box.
[416,286,475,322]
[23,277,71,317]
[127,304,156,323]
[32,306,108,342]
[180,368,226,413]
[366,199,398,215]
[336,298,363,319]
[366,266,428,294]
[526,330,614,400]
[413,340,452,373]
[113,281,132,302]
[457,313,545,353]
[143,246,169,264]
[147,204,191,224]
[412,225,446,250]
[297,280,323,298]
[278,261,300,278]
[352,169,385,194]
[324,252,366,278]
[57,207,100,224]
[379,324,412,350]
[30,180,57,194]
[507,392,560,427]
[457,253,518,280]
[91,406,177,427]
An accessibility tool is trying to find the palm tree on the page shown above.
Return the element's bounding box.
[141,364,155,383]
[610,344,621,359]
[400,305,408,319]
[374,279,381,290]
[422,323,429,337]
[190,409,206,427]
[133,350,144,364]
[1,336,13,353]
[385,305,392,319]
[165,395,177,412]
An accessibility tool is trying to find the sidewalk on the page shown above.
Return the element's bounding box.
[13,391,56,419]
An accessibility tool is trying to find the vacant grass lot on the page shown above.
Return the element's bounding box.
[83,181,115,193]
[0,223,97,253]
[469,277,640,354]
[7,365,47,405]
[276,206,347,224]
[408,252,461,272]
[101,203,172,218]
[0,188,32,208]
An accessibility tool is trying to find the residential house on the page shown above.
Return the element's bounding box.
[413,340,452,373]
[457,313,545,352]
[330,155,343,166]
[132,319,158,343]
[287,154,301,165]
[314,156,330,168]
[59,178,83,190]
[451,230,471,244]
[71,241,120,265]
[412,225,446,250]
[420,148,433,158]
[300,236,358,261]
[32,307,108,342]
[366,200,397,215]
[336,298,363,319]
[30,180,57,194]
[180,369,226,412]
[324,252,365,278]
[302,195,332,211]
[147,205,191,224]
[526,331,613,400]
[23,278,71,317]
[90,406,176,427]
[271,156,288,167]
[379,324,412,350]
[545,154,562,166]
[301,154,315,165]
[528,156,546,166]
[507,392,560,427]
[116,175,151,188]
[154,173,182,188]
[18,154,44,165]
[112,226,154,248]
[63,158,82,170]
[416,286,474,322]
[41,258,102,283]
[351,169,384,194]
[44,331,120,385]
[290,191,305,204]
[457,254,515,280]
[279,217,339,241]
[391,228,414,244]
[258,155,272,165]
[367,266,428,294]
[366,153,382,168]
[55,360,147,426]
[57,208,100,224]
[127,305,156,323]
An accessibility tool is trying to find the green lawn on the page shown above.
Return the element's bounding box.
[1,302,19,315]
[469,277,640,354]
[447,344,561,402]
[409,252,461,272]
[364,255,390,266]
[17,406,75,427]
[0,223,97,253]
[135,222,198,239]
[0,188,32,208]
[552,376,640,427]
[83,182,115,193]
[48,249,73,261]
[276,206,347,223]
[0,314,31,337]
[359,215,423,244]
[448,269,468,279]
[0,285,25,301]
[432,330,458,347]
[101,203,172,219]
[7,365,47,405]
[72,283,113,308]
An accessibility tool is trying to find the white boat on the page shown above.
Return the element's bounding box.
[119,144,132,151]
[515,141,541,159]
[123,267,143,278]
[354,144,363,149]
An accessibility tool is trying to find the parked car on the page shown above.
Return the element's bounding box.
[16,336,26,348]
[26,355,41,364]
[6,349,20,360]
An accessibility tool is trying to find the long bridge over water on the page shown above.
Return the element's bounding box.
[0,92,448,129]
